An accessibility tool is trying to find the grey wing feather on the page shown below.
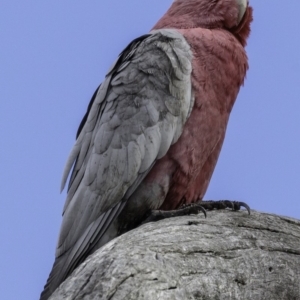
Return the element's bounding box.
[59,28,193,256]
[41,29,193,300]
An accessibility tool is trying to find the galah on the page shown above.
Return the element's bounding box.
[40,0,253,299]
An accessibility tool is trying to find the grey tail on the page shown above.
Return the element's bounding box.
[39,255,67,300]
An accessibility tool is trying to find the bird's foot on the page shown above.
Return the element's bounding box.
[142,204,207,224]
[142,200,250,225]
[198,200,251,215]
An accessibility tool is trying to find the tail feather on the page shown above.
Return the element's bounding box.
[40,255,67,300]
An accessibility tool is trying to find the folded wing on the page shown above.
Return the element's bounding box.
[41,28,193,300]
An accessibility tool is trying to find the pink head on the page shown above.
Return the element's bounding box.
[153,0,253,46]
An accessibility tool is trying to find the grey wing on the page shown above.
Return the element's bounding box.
[42,29,193,299]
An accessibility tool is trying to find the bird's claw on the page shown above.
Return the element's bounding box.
[143,200,249,225]
[199,200,251,215]
[232,201,251,215]
[178,203,207,218]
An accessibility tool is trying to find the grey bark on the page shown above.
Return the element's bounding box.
[49,210,300,300]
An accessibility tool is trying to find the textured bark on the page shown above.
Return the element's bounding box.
[49,210,300,300]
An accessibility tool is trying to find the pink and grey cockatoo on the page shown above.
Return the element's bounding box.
[40,0,253,298]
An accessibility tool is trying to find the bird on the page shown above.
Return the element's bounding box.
[40,0,253,299]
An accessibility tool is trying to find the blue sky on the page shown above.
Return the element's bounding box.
[1,1,299,299]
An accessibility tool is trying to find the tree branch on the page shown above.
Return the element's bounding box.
[49,210,300,300]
